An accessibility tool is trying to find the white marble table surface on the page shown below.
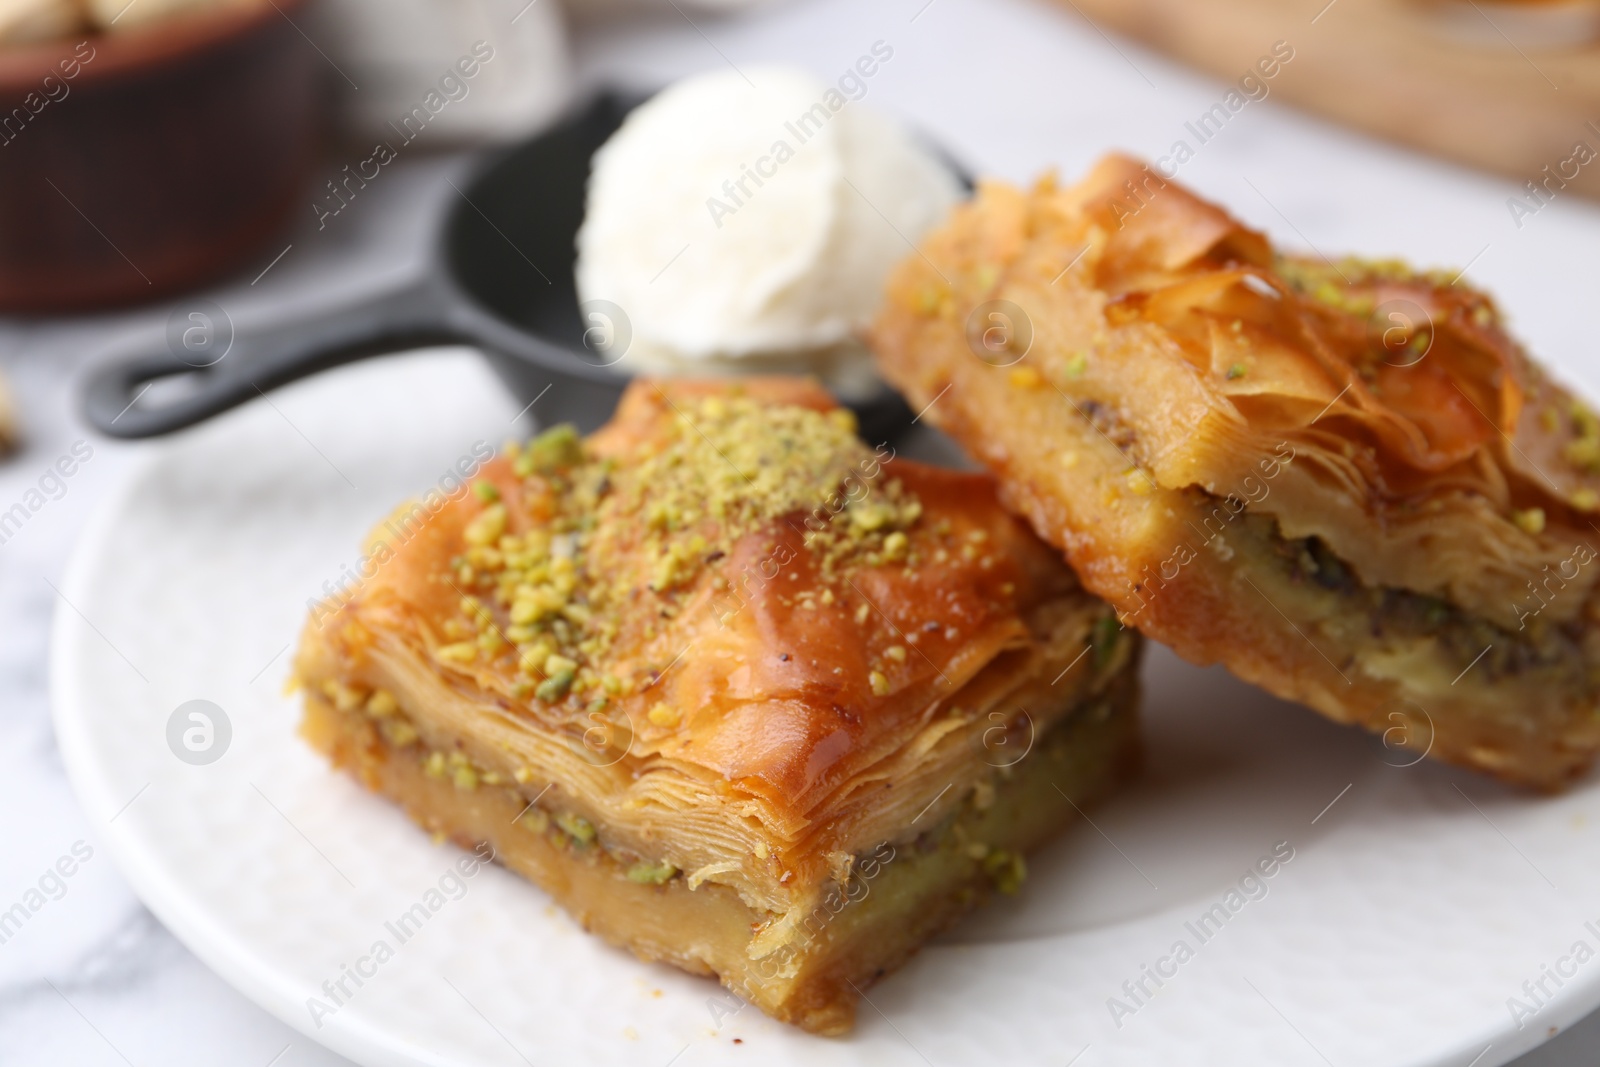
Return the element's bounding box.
[3,0,1599,1062]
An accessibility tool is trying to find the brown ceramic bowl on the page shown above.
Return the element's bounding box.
[0,0,325,313]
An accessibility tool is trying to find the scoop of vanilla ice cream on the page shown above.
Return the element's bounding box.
[575,66,960,369]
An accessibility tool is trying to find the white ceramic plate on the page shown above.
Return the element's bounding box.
[53,351,1600,1067]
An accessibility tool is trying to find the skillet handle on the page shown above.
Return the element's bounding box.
[82,276,469,439]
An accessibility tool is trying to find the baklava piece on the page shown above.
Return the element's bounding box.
[294,378,1141,1033]
[872,154,1600,789]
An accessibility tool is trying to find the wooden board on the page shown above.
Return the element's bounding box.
[1063,0,1600,202]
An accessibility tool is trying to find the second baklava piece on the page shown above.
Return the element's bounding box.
[873,154,1600,789]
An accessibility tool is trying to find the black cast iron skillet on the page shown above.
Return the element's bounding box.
[83,92,950,443]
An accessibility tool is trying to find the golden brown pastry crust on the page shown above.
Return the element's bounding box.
[871,156,1600,788]
[295,378,1142,1031]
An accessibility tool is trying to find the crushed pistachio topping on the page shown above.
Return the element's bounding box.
[625,859,679,885]
[981,848,1026,895]
[435,399,927,725]
[380,719,417,747]
[1277,255,1508,369]
[1512,507,1546,536]
[1091,613,1122,669]
[515,424,583,476]
[1276,256,1460,314]
[332,684,419,746]
[515,804,601,850]
[1275,258,1376,317]
[321,678,365,712]
[423,750,493,791]
[462,504,506,547]
[554,811,596,846]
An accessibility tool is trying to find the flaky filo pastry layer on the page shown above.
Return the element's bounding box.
[870,156,1600,787]
[295,378,1137,945]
